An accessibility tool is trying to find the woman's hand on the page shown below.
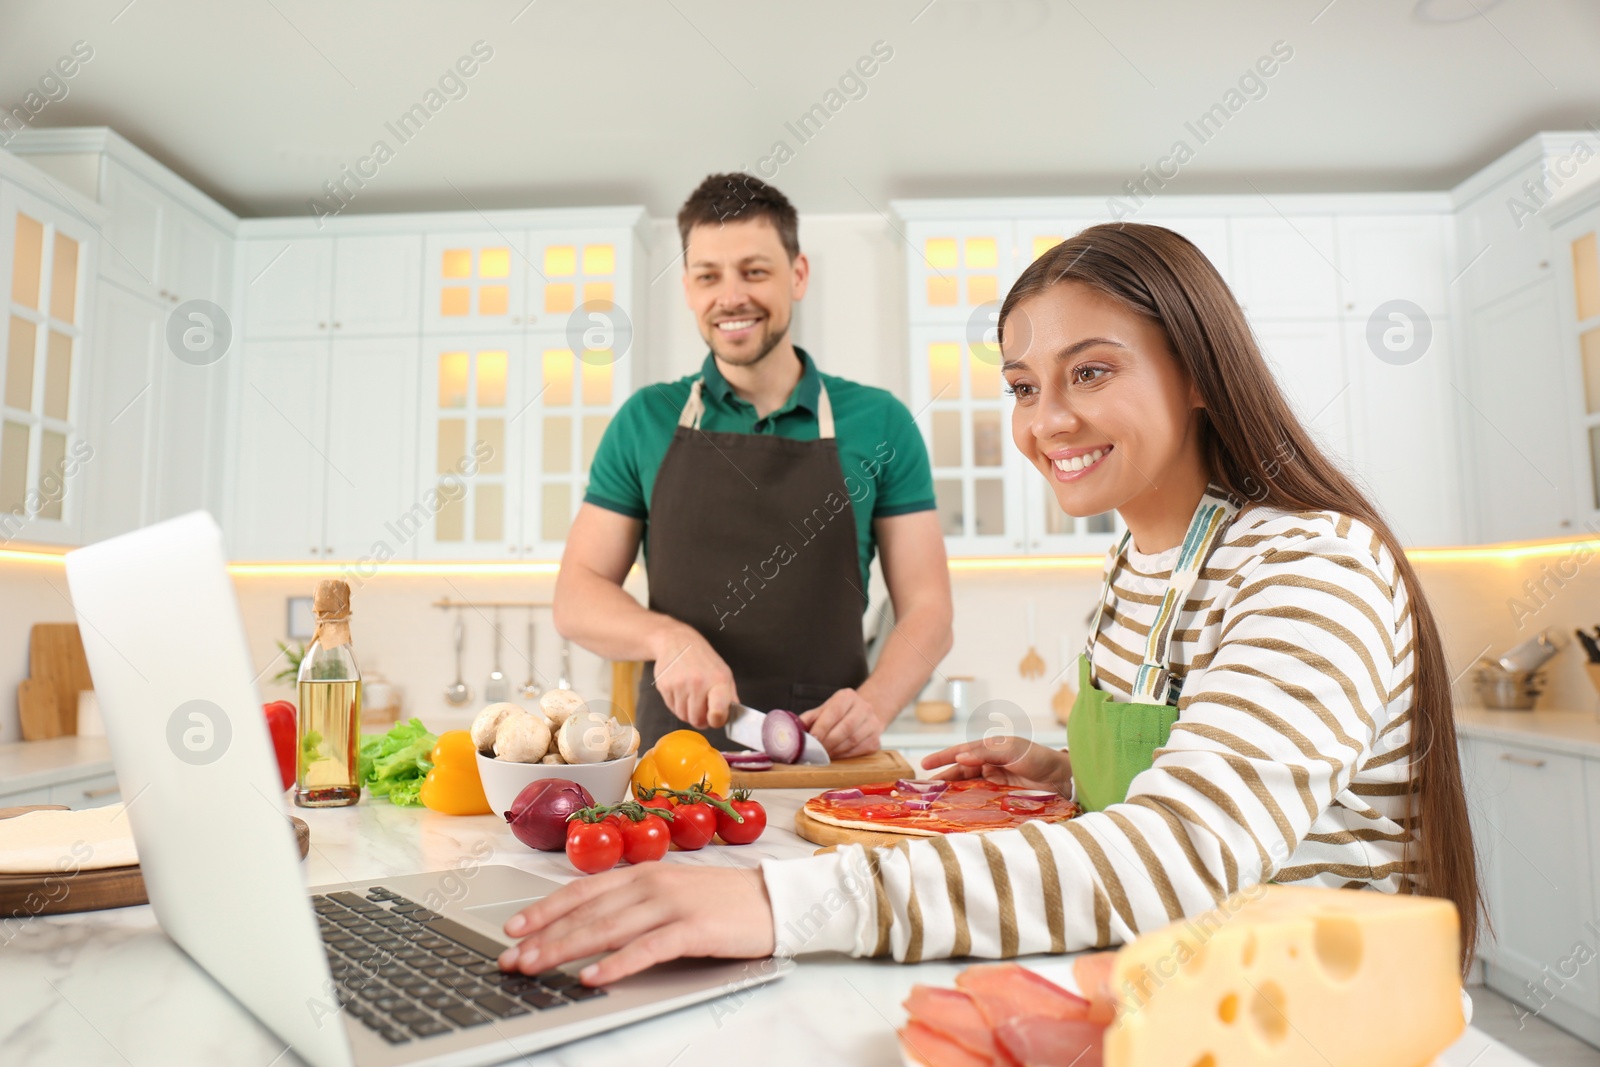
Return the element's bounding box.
[921,735,1073,795]
[498,865,775,985]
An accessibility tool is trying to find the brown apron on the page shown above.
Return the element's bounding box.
[633,376,869,751]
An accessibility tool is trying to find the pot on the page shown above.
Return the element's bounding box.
[1474,661,1543,711]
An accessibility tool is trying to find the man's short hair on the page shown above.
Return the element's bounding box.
[677,173,800,261]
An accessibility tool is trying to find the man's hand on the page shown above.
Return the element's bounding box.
[649,623,740,728]
[498,865,775,985]
[800,688,884,759]
[921,736,1073,795]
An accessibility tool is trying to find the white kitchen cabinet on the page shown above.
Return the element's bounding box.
[240,238,334,338]
[1553,193,1600,533]
[322,337,420,558]
[228,339,328,560]
[422,232,529,334]
[80,283,160,541]
[414,333,526,559]
[150,352,222,523]
[1251,319,1354,471]
[1336,214,1449,322]
[1458,282,1574,541]
[331,235,422,335]
[1455,157,1557,311]
[1229,215,1341,319]
[97,159,165,296]
[1461,735,1600,1041]
[1346,319,1464,546]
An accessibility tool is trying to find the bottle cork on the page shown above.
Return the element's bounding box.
[312,579,352,649]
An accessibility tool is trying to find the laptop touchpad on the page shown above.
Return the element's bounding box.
[462,897,545,929]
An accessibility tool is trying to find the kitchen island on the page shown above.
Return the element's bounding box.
[0,788,1534,1066]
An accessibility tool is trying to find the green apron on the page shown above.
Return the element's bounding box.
[1066,495,1237,812]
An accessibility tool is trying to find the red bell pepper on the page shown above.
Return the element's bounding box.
[263,700,297,790]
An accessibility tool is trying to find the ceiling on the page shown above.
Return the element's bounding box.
[2,0,1598,219]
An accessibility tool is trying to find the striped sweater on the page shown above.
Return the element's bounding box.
[760,496,1421,961]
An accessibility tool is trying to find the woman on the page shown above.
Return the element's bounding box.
[496,223,1481,983]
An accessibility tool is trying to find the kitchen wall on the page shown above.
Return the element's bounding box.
[2,212,1597,742]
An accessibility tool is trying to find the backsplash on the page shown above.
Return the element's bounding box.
[2,545,1597,744]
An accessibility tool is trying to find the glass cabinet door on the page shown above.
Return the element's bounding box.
[1565,220,1600,516]
[422,234,528,334]
[0,188,90,540]
[519,334,622,556]
[419,336,524,558]
[902,220,1018,328]
[525,229,632,341]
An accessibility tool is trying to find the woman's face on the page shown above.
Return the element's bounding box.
[1002,281,1205,518]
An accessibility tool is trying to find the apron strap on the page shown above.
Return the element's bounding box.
[677,379,707,430]
[1088,494,1238,705]
[675,377,835,439]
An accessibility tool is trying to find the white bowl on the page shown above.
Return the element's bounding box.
[475,751,638,816]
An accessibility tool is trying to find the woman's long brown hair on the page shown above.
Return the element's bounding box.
[1000,222,1481,972]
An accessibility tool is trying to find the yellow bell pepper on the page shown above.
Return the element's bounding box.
[631,729,730,798]
[419,730,492,815]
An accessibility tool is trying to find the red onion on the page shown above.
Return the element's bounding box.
[902,797,934,810]
[896,779,948,793]
[762,709,807,764]
[505,778,595,851]
[729,757,772,771]
[820,787,863,801]
[722,750,774,765]
[1009,789,1059,800]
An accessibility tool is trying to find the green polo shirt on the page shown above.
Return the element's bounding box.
[585,349,936,593]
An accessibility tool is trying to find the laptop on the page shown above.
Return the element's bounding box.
[64,511,788,1067]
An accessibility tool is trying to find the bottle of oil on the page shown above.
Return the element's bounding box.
[295,579,361,807]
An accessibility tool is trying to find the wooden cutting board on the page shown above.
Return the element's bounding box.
[28,623,93,736]
[17,679,61,740]
[0,805,310,915]
[730,748,914,790]
[794,806,935,850]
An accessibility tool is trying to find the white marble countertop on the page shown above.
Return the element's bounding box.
[1456,705,1600,760]
[0,735,113,795]
[0,787,1532,1065]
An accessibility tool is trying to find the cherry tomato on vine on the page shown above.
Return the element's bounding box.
[715,789,767,845]
[565,820,622,874]
[668,801,717,851]
[618,812,672,864]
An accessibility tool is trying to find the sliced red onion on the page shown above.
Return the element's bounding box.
[896,779,948,793]
[729,757,772,771]
[762,709,806,764]
[820,787,864,801]
[722,750,773,765]
[902,797,934,810]
[1008,789,1059,800]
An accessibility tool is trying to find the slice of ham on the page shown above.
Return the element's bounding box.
[899,1020,994,1067]
[1071,952,1118,1026]
[955,964,1093,1028]
[994,1017,1106,1067]
[903,984,997,1061]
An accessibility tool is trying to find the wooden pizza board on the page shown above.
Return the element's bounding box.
[794,806,939,850]
[28,623,93,735]
[0,805,310,916]
[731,748,914,790]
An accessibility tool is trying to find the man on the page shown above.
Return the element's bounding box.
[553,173,952,758]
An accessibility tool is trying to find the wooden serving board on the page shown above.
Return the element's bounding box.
[0,805,310,916]
[28,623,93,735]
[731,749,913,790]
[794,806,938,850]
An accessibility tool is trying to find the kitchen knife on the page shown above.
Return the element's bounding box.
[723,704,831,765]
[1579,628,1600,663]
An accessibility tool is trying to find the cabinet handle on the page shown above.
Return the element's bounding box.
[1499,752,1546,768]
[1539,260,1550,269]
[82,784,118,799]
[310,546,319,554]
[333,322,342,329]
[1345,302,1354,311]
[318,322,327,330]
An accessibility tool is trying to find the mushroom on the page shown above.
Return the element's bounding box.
[557,711,615,764]
[470,702,526,755]
[493,712,551,763]
[607,721,640,760]
[540,752,565,765]
[539,688,586,727]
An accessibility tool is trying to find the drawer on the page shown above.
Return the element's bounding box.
[0,786,55,809]
[48,772,121,809]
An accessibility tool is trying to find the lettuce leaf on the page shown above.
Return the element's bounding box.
[358,718,437,806]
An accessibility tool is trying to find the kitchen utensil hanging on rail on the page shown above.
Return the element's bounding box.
[485,607,509,703]
[521,612,541,700]
[444,610,472,706]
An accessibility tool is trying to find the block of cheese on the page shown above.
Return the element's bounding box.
[1106,885,1463,1067]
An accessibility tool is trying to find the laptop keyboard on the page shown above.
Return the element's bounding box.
[313,886,606,1045]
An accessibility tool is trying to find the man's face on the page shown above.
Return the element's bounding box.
[682,217,808,367]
